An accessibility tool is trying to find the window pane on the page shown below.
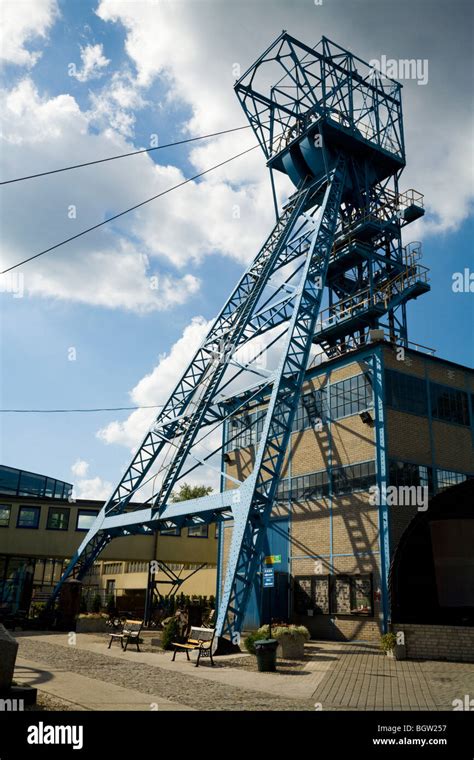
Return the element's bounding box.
[160,526,180,536]
[18,471,45,497]
[17,506,40,528]
[47,508,69,530]
[0,466,20,495]
[188,524,208,538]
[385,369,428,416]
[0,505,11,527]
[77,510,98,531]
[430,382,469,426]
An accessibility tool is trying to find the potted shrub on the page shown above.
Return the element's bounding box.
[244,631,278,671]
[76,612,108,633]
[380,632,406,659]
[257,624,310,659]
[161,617,181,650]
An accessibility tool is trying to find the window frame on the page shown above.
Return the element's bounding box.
[46,506,70,531]
[159,526,181,536]
[0,504,11,528]
[293,573,374,617]
[76,509,99,532]
[187,524,209,539]
[16,505,41,529]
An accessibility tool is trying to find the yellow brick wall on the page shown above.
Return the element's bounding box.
[386,410,432,464]
[431,422,474,473]
[382,346,426,378]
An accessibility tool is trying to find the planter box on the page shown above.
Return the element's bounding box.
[277,635,306,659]
[76,618,107,633]
[385,644,406,660]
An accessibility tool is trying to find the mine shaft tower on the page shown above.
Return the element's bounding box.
[51,32,429,641]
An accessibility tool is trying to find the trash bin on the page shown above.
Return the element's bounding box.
[254,638,278,672]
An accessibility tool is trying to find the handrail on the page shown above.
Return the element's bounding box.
[317,262,429,329]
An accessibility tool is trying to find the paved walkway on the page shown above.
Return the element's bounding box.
[13,632,474,711]
[15,656,194,711]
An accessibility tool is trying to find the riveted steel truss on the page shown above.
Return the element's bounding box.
[50,32,430,641]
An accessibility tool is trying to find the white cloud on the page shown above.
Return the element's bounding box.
[73,475,113,500]
[0,0,58,67]
[98,316,211,448]
[71,459,89,478]
[70,459,112,500]
[87,71,148,137]
[97,0,473,235]
[71,43,110,83]
[0,75,275,312]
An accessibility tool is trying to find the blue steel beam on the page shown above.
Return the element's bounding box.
[50,32,429,639]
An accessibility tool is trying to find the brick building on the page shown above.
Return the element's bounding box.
[218,338,474,641]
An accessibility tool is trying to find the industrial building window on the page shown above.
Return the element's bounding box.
[17,506,40,529]
[188,524,208,538]
[0,505,11,527]
[276,478,291,502]
[0,467,20,495]
[103,562,122,574]
[294,574,373,616]
[430,383,470,426]
[47,507,70,531]
[126,561,149,573]
[436,469,469,492]
[331,575,373,615]
[160,526,181,536]
[332,460,376,495]
[291,471,330,499]
[76,509,98,531]
[385,369,428,416]
[330,374,373,419]
[389,461,433,495]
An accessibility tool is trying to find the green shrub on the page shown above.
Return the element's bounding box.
[380,632,397,653]
[91,594,102,613]
[161,617,180,650]
[244,630,268,655]
[257,624,310,641]
[106,596,116,616]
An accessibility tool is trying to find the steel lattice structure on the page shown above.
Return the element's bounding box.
[50,32,429,642]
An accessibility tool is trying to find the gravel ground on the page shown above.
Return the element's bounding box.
[16,637,315,711]
[26,693,80,712]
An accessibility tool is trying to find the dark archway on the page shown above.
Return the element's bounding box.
[390,479,474,627]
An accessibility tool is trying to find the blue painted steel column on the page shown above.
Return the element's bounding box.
[424,359,437,493]
[216,419,228,612]
[372,347,391,633]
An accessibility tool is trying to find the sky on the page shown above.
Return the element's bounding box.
[0,0,473,499]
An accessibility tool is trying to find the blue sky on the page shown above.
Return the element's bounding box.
[0,0,472,497]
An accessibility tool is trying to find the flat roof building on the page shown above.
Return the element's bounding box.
[219,339,474,645]
[0,466,218,618]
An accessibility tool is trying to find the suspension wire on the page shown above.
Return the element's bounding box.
[1,143,259,275]
[0,123,262,186]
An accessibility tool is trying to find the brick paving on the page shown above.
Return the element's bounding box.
[13,632,474,711]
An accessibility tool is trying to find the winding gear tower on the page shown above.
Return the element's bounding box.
[51,33,429,642]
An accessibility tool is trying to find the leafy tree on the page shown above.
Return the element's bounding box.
[170,483,212,502]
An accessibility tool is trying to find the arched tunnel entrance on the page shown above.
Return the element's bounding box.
[390,478,474,627]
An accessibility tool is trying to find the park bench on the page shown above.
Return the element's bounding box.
[171,625,216,667]
[108,619,143,652]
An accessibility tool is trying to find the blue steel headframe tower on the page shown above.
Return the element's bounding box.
[235,33,428,355]
[50,32,429,641]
